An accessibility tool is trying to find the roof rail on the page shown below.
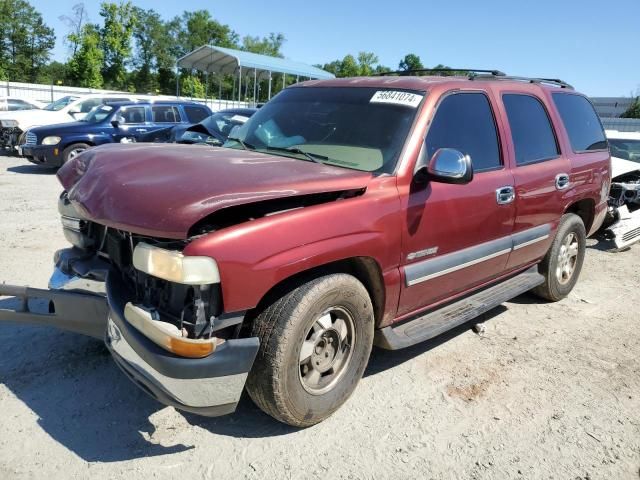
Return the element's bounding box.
[376,68,573,89]
[470,74,573,89]
[378,68,506,77]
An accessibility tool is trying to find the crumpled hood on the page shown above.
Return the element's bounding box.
[58,143,372,239]
[612,156,640,179]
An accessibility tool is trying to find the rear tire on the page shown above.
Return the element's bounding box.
[62,143,90,164]
[246,273,374,427]
[532,213,586,301]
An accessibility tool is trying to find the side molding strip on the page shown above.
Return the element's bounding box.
[404,223,552,287]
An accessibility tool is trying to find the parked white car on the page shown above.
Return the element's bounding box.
[0,97,47,111]
[604,130,640,250]
[0,93,140,151]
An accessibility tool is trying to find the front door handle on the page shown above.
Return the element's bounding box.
[496,186,515,205]
[555,173,570,190]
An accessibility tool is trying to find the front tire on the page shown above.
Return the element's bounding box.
[62,143,90,164]
[532,213,586,301]
[246,273,374,427]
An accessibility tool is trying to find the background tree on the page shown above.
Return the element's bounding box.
[66,23,103,88]
[59,2,88,56]
[398,53,423,72]
[322,52,386,77]
[242,33,285,57]
[621,98,640,119]
[99,1,137,89]
[0,0,55,82]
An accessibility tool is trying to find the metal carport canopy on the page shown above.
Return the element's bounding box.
[177,45,335,80]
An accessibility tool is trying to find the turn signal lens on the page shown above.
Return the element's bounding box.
[124,303,216,358]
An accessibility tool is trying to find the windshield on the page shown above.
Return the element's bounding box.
[82,104,115,123]
[223,87,423,173]
[610,139,640,163]
[44,96,78,111]
[201,111,250,138]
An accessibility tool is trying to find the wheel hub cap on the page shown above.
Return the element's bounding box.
[556,232,579,285]
[299,307,356,395]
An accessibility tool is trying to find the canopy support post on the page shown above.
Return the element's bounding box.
[268,71,272,100]
[283,73,286,90]
[205,71,209,106]
[175,64,180,98]
[218,75,222,110]
[238,65,242,105]
[253,68,257,106]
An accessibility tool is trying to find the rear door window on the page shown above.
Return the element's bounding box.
[184,105,209,123]
[552,93,607,152]
[120,106,146,124]
[503,94,559,165]
[425,92,502,172]
[152,105,181,123]
[76,98,103,113]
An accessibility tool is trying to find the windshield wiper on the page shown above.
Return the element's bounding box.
[226,136,256,150]
[264,146,327,164]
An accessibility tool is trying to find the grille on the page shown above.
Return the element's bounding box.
[622,227,640,242]
[24,131,37,146]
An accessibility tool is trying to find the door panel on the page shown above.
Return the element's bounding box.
[399,170,515,316]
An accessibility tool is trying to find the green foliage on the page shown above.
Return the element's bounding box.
[172,10,238,56]
[180,75,205,98]
[242,33,285,57]
[99,1,137,89]
[621,98,640,119]
[36,61,66,84]
[322,52,384,78]
[399,54,423,72]
[67,23,104,88]
[0,0,55,82]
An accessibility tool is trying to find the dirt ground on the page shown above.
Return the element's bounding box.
[0,153,638,480]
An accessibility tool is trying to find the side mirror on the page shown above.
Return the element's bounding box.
[415,148,473,185]
[111,116,124,128]
[69,109,81,118]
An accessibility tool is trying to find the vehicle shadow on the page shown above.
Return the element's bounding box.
[0,297,509,460]
[6,164,56,175]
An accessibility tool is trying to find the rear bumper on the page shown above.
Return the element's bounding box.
[22,144,63,167]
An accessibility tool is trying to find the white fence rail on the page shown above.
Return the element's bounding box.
[1,80,251,112]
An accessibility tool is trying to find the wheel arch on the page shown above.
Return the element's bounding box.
[564,198,595,234]
[244,256,386,330]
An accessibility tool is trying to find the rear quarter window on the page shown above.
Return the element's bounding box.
[184,106,210,123]
[552,93,607,152]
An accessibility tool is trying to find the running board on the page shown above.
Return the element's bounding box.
[374,266,543,350]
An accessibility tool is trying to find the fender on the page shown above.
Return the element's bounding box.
[184,176,403,315]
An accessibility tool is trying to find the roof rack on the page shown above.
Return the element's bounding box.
[376,68,573,89]
[379,68,506,77]
[470,74,573,89]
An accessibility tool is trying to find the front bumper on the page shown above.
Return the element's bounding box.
[21,144,63,167]
[0,251,260,417]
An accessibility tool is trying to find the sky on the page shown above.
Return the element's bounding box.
[31,0,640,97]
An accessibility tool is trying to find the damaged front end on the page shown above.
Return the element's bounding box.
[604,169,640,250]
[0,192,259,417]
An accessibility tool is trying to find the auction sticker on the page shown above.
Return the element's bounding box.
[370,90,424,108]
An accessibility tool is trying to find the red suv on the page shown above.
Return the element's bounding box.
[0,70,610,427]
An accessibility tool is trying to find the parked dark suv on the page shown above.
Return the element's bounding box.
[0,70,610,427]
[21,100,212,166]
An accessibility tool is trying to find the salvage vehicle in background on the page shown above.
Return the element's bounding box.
[0,70,611,427]
[602,130,640,249]
[0,94,139,152]
[0,97,47,111]
[20,100,213,167]
[171,108,257,145]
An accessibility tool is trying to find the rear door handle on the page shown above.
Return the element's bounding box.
[555,173,570,190]
[496,186,515,205]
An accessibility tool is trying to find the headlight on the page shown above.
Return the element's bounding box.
[42,136,61,145]
[133,242,220,285]
[1,119,18,128]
